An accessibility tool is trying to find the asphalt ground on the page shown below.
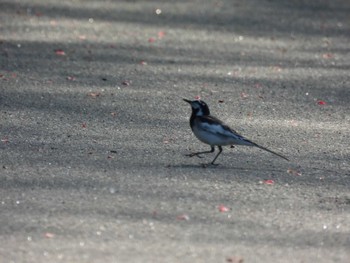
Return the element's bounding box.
[1,0,349,262]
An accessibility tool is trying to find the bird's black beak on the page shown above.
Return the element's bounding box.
[183,98,192,104]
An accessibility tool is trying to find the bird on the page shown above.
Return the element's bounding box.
[183,98,289,165]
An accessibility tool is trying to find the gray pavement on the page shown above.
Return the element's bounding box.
[1,0,349,262]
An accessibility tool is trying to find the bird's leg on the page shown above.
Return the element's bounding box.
[210,146,223,165]
[186,146,215,159]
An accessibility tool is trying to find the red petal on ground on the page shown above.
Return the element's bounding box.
[81,123,87,128]
[218,204,230,212]
[317,100,326,105]
[54,49,66,56]
[263,179,274,185]
[148,37,156,43]
[140,60,147,65]
[158,31,165,38]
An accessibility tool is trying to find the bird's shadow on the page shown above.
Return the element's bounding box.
[168,163,286,173]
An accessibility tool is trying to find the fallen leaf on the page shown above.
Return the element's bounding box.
[218,204,229,212]
[158,31,165,38]
[54,49,65,56]
[317,100,326,105]
[218,99,224,103]
[263,179,274,185]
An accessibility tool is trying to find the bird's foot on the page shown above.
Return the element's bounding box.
[186,153,203,158]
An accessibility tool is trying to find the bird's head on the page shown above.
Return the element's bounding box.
[183,98,210,116]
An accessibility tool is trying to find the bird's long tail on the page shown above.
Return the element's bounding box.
[253,142,289,161]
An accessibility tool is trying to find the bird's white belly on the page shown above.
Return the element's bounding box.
[192,125,236,146]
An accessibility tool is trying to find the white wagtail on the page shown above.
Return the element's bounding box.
[183,98,289,165]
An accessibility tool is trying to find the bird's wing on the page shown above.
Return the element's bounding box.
[198,116,289,160]
[197,115,253,145]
